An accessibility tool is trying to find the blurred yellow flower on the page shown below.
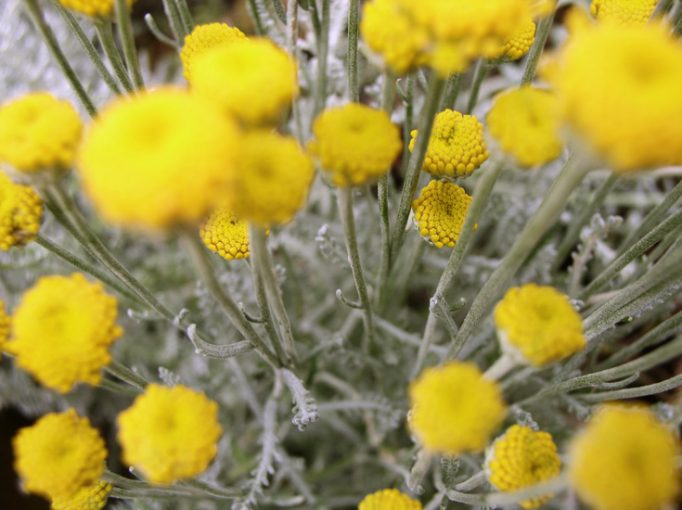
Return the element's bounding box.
[180,23,246,82]
[0,299,9,353]
[358,488,422,510]
[58,0,135,17]
[591,0,657,26]
[502,17,536,60]
[412,179,472,248]
[200,209,250,260]
[51,480,112,510]
[0,172,43,250]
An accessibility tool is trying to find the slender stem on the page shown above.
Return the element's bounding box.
[22,0,96,116]
[400,75,415,174]
[582,373,682,402]
[521,10,555,84]
[347,0,360,101]
[115,0,144,89]
[269,0,287,23]
[144,14,179,48]
[105,360,148,390]
[173,0,194,35]
[312,0,330,120]
[94,20,134,93]
[246,0,266,36]
[440,73,462,111]
[465,60,488,114]
[162,0,185,40]
[483,354,517,381]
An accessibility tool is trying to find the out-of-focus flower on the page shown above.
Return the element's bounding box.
[0,172,43,250]
[590,0,657,26]
[180,23,246,82]
[358,489,422,510]
[58,0,135,17]
[412,179,472,248]
[51,480,112,510]
[0,299,9,353]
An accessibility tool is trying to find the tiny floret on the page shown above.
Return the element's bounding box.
[0,93,82,173]
[51,480,112,510]
[358,488,422,510]
[409,362,507,455]
[591,0,657,26]
[13,409,107,501]
[309,103,402,187]
[180,23,246,82]
[411,109,488,178]
[569,405,680,510]
[200,209,250,260]
[8,273,122,393]
[502,17,536,60]
[58,0,134,17]
[494,284,585,367]
[487,425,561,509]
[412,179,472,248]
[0,172,43,250]
[117,384,223,484]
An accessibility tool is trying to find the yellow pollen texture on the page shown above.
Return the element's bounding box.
[358,488,423,510]
[200,209,250,260]
[412,179,472,248]
[0,172,43,250]
[51,480,112,510]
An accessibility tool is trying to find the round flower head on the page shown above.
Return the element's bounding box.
[0,172,43,250]
[58,0,134,17]
[591,0,657,26]
[411,109,488,178]
[8,273,122,393]
[409,362,507,455]
[224,131,313,227]
[0,93,82,173]
[180,23,246,82]
[13,409,107,501]
[548,17,682,171]
[309,103,402,187]
[569,405,680,510]
[0,299,9,352]
[51,480,112,510]
[358,488,422,510]
[487,425,561,509]
[487,87,563,167]
[191,38,297,126]
[501,17,536,60]
[78,88,240,230]
[200,209,250,260]
[117,384,223,484]
[412,179,472,248]
[494,284,585,367]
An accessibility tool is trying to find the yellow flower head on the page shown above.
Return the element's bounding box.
[180,23,246,82]
[569,405,680,510]
[0,93,82,173]
[8,273,122,393]
[487,425,561,509]
[548,18,682,171]
[494,284,585,367]
[412,179,472,248]
[411,109,488,178]
[0,299,9,352]
[223,131,313,227]
[51,480,112,510]
[78,88,240,230]
[0,172,43,250]
[191,38,298,126]
[591,0,657,26]
[200,209,250,260]
[309,103,402,187]
[358,488,422,510]
[409,362,507,455]
[502,17,536,60]
[487,87,563,167]
[57,0,134,17]
[117,384,223,484]
[13,409,107,501]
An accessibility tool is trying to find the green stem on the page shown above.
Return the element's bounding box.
[347,0,360,101]
[521,10,555,84]
[269,0,287,23]
[94,20,134,93]
[173,0,194,35]
[162,0,185,40]
[144,14,178,48]
[246,0,266,36]
[465,60,488,114]
[312,0,330,120]
[115,0,144,89]
[582,373,682,402]
[440,73,462,111]
[105,360,148,390]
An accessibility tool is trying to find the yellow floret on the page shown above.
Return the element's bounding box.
[547,18,682,171]
[0,172,43,250]
[78,88,240,230]
[51,480,112,510]
[409,362,507,455]
[494,284,585,367]
[412,179,472,248]
[191,38,298,126]
[0,93,82,173]
[13,409,107,501]
[309,103,401,187]
[487,87,563,167]
[8,273,122,393]
[180,23,246,82]
[358,488,422,510]
[117,384,223,484]
[487,425,561,509]
[58,0,134,17]
[502,18,536,60]
[200,209,250,260]
[0,299,9,352]
[591,0,657,26]
[569,405,680,510]
[223,131,313,227]
[410,109,488,178]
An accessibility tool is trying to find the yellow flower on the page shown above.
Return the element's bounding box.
[13,409,107,501]
[487,87,563,167]
[410,109,488,178]
[117,384,223,484]
[487,425,561,509]
[223,131,313,227]
[180,23,246,82]
[358,488,422,510]
[548,18,682,171]
[494,284,585,367]
[590,0,657,26]
[569,405,680,510]
[78,88,240,230]
[309,103,401,187]
[0,299,9,352]
[58,0,134,17]
[51,480,112,510]
[0,93,82,173]
[0,172,43,250]
[8,273,122,393]
[412,179,472,248]
[200,209,250,260]
[502,17,536,60]
[191,38,297,126]
[409,362,507,455]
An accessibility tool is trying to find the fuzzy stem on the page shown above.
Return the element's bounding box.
[440,73,462,110]
[144,14,178,48]
[246,0,266,36]
[105,360,148,390]
[312,0,330,120]
[173,0,194,35]
[94,19,134,93]
[465,60,488,114]
[162,0,185,40]
[115,0,144,89]
[347,0,360,101]
[521,10,555,84]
